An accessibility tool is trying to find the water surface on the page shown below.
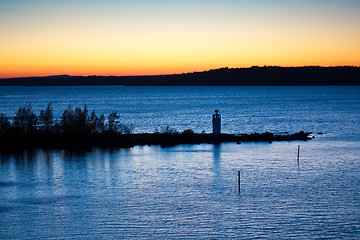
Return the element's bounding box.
[0,86,359,239]
[1,86,359,139]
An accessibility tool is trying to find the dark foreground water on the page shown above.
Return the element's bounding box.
[0,86,359,239]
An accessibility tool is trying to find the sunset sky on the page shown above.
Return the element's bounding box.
[1,0,360,78]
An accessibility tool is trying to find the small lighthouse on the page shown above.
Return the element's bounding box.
[212,110,221,134]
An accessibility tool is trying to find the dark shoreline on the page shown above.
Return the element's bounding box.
[0,131,313,152]
[1,66,359,86]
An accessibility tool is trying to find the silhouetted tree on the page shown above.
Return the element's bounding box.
[97,114,105,133]
[107,112,120,132]
[1,103,133,136]
[88,110,106,133]
[39,103,53,131]
[89,110,98,132]
[161,126,178,135]
[61,105,92,133]
[118,123,135,134]
[73,105,89,131]
[61,105,74,132]
[14,104,37,132]
[0,113,10,133]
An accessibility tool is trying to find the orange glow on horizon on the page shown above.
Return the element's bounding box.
[1,62,360,79]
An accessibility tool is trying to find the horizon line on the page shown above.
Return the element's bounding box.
[1,65,360,79]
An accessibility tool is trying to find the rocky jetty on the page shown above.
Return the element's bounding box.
[0,131,313,151]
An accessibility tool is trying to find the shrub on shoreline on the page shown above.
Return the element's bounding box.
[0,103,135,135]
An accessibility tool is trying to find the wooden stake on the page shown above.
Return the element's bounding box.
[297,145,300,165]
[238,171,241,192]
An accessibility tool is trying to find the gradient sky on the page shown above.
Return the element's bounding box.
[1,0,360,78]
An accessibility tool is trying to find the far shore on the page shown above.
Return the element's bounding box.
[1,66,359,86]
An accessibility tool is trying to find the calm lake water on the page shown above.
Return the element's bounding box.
[0,86,359,239]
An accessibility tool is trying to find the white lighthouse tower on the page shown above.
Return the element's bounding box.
[212,110,221,134]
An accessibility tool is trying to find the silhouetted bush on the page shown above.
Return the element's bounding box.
[0,113,10,133]
[153,128,160,134]
[118,123,135,134]
[107,112,120,132]
[14,104,37,132]
[97,113,105,133]
[39,103,53,131]
[161,126,178,135]
[0,103,136,136]
[88,110,106,133]
[182,129,195,135]
[74,105,88,130]
[60,105,106,133]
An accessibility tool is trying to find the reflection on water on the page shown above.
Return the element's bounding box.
[1,141,360,239]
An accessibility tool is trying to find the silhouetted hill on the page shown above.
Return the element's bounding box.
[1,66,359,86]
[46,74,75,78]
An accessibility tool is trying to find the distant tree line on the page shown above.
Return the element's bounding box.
[0,103,134,135]
[0,66,359,86]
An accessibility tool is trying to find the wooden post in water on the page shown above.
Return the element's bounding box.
[238,171,241,192]
[297,145,300,165]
